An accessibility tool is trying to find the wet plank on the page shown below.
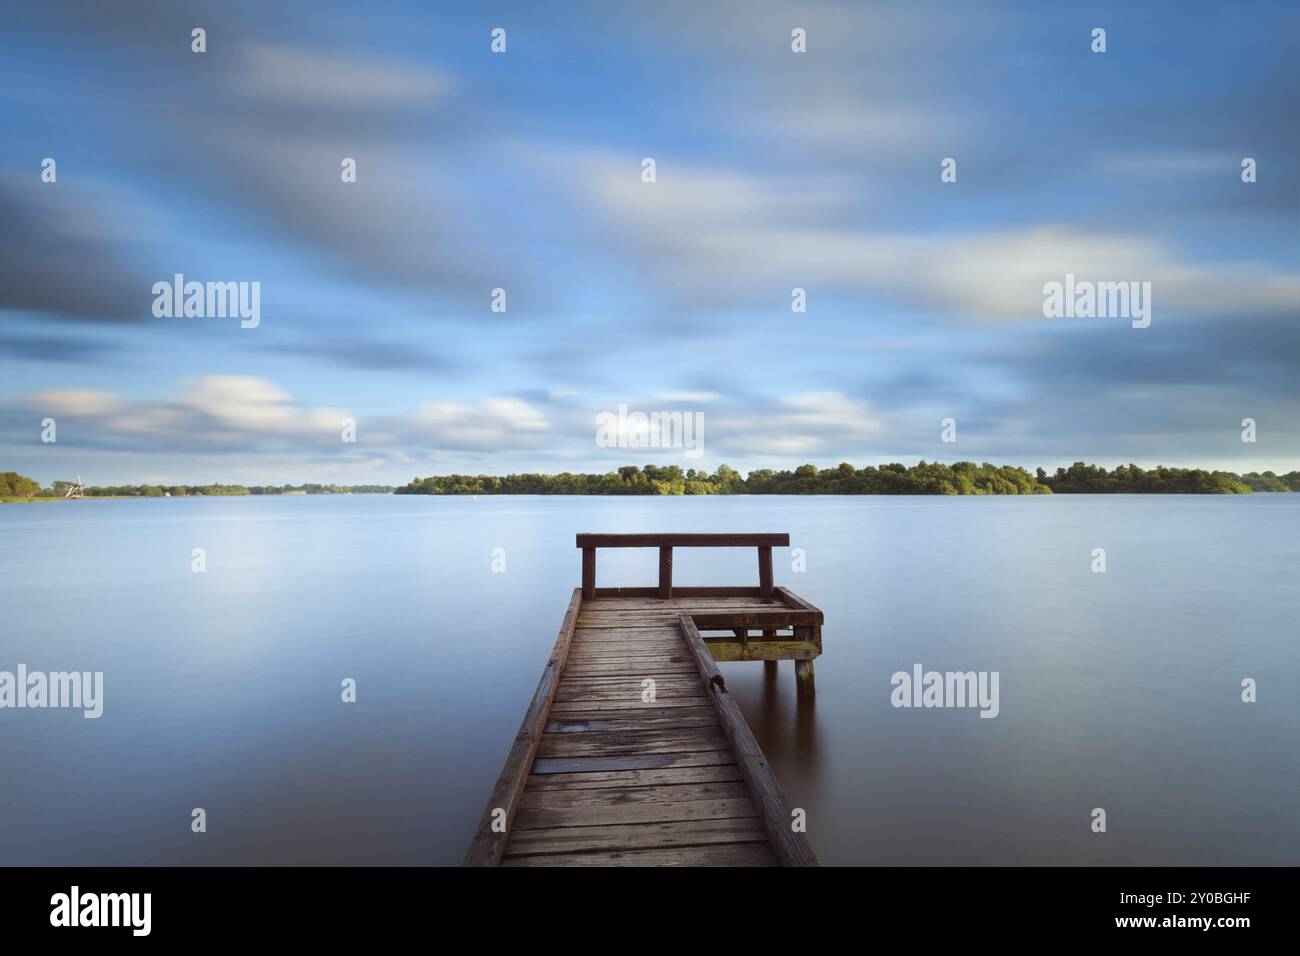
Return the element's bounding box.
[500,843,778,867]
[531,750,736,774]
[524,764,745,791]
[512,797,758,830]
[503,818,770,856]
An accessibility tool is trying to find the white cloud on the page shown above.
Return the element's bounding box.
[739,102,962,154]
[25,376,349,446]
[712,391,886,455]
[16,377,554,459]
[410,397,550,450]
[24,388,123,416]
[657,390,720,403]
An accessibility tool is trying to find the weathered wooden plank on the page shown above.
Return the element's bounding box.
[513,797,758,830]
[688,609,822,630]
[559,674,703,687]
[553,694,706,706]
[564,663,698,677]
[775,586,825,621]
[504,817,769,856]
[566,650,693,662]
[592,586,773,599]
[577,621,702,629]
[568,642,691,652]
[567,647,688,658]
[520,780,750,809]
[572,635,690,644]
[577,625,699,632]
[590,590,786,605]
[531,750,735,774]
[524,764,745,791]
[570,646,688,657]
[564,652,692,665]
[565,650,691,662]
[586,597,783,608]
[566,658,696,671]
[536,729,732,758]
[548,697,714,713]
[544,704,719,722]
[571,638,684,648]
[703,640,820,662]
[554,690,707,704]
[500,843,778,867]
[545,715,720,734]
[564,662,694,673]
[463,588,583,867]
[577,533,789,549]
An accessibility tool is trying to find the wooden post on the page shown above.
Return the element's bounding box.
[581,547,596,599]
[794,658,815,697]
[658,546,673,599]
[764,660,778,676]
[757,545,773,597]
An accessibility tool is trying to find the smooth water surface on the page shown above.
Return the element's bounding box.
[1,494,1296,865]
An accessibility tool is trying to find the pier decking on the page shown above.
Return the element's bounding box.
[465,533,821,867]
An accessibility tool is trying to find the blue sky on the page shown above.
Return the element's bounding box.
[1,0,1297,485]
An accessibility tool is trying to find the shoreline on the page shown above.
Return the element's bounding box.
[6,490,1298,503]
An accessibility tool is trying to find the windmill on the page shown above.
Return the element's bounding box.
[63,475,85,499]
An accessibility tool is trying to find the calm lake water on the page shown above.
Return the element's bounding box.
[1,494,1296,866]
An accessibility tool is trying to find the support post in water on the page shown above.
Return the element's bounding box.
[794,624,816,696]
[795,658,815,697]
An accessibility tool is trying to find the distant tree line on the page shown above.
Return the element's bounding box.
[1036,462,1300,495]
[396,462,1300,496]
[1,475,394,499]
[8,464,1300,501]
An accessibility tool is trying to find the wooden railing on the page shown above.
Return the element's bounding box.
[575,532,790,600]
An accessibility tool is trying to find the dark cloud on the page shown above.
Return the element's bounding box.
[0,178,154,323]
[0,331,123,363]
[261,338,452,372]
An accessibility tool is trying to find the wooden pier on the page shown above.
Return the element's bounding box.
[465,533,822,867]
